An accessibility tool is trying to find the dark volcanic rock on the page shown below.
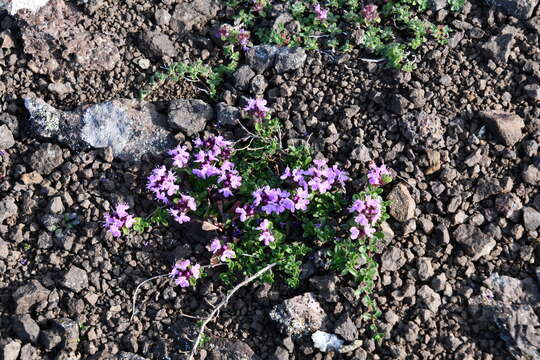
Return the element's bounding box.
[453,224,496,260]
[479,110,524,146]
[207,338,261,360]
[246,45,279,74]
[61,265,88,292]
[0,196,18,224]
[28,143,63,175]
[168,99,213,136]
[274,47,307,74]
[485,0,539,20]
[481,34,515,64]
[141,31,176,58]
[400,111,445,149]
[170,0,221,33]
[25,97,174,161]
[12,280,50,314]
[12,314,40,343]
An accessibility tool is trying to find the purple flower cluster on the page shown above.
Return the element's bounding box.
[281,159,349,194]
[208,239,236,262]
[192,136,242,197]
[367,162,391,187]
[168,145,190,168]
[170,260,201,287]
[216,24,251,51]
[257,219,275,245]
[104,204,135,238]
[349,195,383,240]
[244,98,270,120]
[147,166,179,204]
[362,4,379,22]
[314,3,328,20]
[252,0,266,12]
[235,205,255,222]
[169,194,197,224]
[252,186,295,215]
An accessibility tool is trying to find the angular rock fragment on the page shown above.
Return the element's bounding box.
[479,110,524,146]
[381,246,406,272]
[142,31,176,58]
[216,103,240,126]
[25,97,174,161]
[269,293,328,336]
[52,318,79,351]
[417,285,442,313]
[387,183,415,222]
[333,314,358,341]
[170,0,221,33]
[0,196,18,224]
[0,125,15,149]
[28,143,63,175]
[12,314,40,343]
[12,280,50,314]
[453,224,495,260]
[246,45,279,74]
[61,265,88,292]
[0,338,21,360]
[274,47,307,74]
[482,34,515,64]
[206,338,261,360]
[233,65,256,91]
[485,0,539,20]
[523,206,540,231]
[168,99,213,136]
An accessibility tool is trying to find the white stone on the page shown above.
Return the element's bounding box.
[311,331,344,352]
[0,0,50,15]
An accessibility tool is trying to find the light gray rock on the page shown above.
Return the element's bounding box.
[28,143,63,175]
[417,257,434,281]
[480,110,524,146]
[62,265,88,292]
[453,224,496,260]
[206,338,261,360]
[485,0,539,19]
[333,314,358,341]
[524,83,540,101]
[52,318,79,351]
[387,183,416,222]
[417,285,442,313]
[250,74,268,95]
[25,97,174,161]
[523,165,540,185]
[0,196,17,224]
[274,47,307,74]
[269,293,328,336]
[246,45,279,74]
[170,0,221,33]
[381,246,406,272]
[168,99,213,136]
[0,124,15,149]
[523,206,540,231]
[311,331,344,352]
[0,339,21,360]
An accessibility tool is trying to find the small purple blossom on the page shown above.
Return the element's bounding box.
[168,145,190,168]
[257,219,275,246]
[217,25,230,39]
[238,28,251,51]
[168,194,197,224]
[367,162,391,187]
[207,239,236,262]
[147,166,179,203]
[252,0,265,11]
[361,4,379,22]
[103,203,136,238]
[283,160,349,194]
[244,98,269,120]
[170,260,201,287]
[252,186,294,215]
[314,3,328,20]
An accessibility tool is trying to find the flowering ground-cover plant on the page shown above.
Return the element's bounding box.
[108,100,393,346]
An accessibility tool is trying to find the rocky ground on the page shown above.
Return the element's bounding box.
[0,0,539,360]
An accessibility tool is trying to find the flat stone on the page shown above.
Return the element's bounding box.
[25,97,174,161]
[21,171,44,185]
[479,110,524,146]
[12,280,50,314]
[453,224,496,260]
[387,183,416,222]
[400,111,445,149]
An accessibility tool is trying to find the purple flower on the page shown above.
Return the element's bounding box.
[253,186,293,215]
[168,145,190,168]
[217,25,230,39]
[350,226,360,240]
[314,3,328,20]
[362,4,379,22]
[237,28,251,51]
[257,219,275,246]
[170,260,201,287]
[168,194,197,224]
[293,188,310,211]
[147,166,179,203]
[244,98,269,120]
[103,203,135,238]
[367,162,391,187]
[252,0,265,11]
[207,239,236,262]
